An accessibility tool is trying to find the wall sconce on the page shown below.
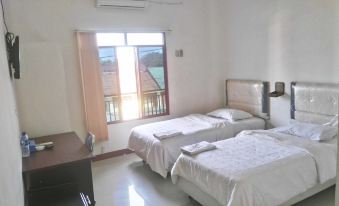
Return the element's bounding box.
[269,82,285,97]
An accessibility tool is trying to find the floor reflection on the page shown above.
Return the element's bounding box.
[128,185,145,206]
[92,154,199,206]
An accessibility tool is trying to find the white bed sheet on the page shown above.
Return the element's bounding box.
[128,115,265,177]
[171,130,337,206]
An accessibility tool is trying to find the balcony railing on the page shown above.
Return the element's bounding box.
[105,95,120,123]
[142,90,167,117]
[104,90,167,123]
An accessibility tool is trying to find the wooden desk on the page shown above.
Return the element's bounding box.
[22,132,95,206]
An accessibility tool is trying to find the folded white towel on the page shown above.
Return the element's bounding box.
[181,141,217,155]
[153,130,183,140]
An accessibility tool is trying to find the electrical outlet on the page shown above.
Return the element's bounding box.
[175,49,184,57]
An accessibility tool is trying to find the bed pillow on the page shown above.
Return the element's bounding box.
[207,108,253,121]
[274,121,338,141]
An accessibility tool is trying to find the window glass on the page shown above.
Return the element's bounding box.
[138,47,165,91]
[138,46,166,116]
[98,47,121,122]
[96,32,168,123]
[127,33,164,46]
[96,33,125,46]
[98,47,117,72]
[116,47,140,120]
[116,47,138,94]
[121,94,139,120]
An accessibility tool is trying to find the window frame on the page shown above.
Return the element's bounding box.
[98,32,170,124]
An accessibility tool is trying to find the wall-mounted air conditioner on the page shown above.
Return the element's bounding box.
[96,0,148,9]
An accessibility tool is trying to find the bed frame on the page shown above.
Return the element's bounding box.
[176,81,339,206]
[291,82,339,124]
[226,79,269,119]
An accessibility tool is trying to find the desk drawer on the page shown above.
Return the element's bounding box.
[23,160,94,206]
[28,184,93,206]
[27,164,76,190]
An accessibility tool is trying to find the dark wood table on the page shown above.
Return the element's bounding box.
[22,132,95,206]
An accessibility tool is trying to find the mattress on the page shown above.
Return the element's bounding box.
[171,130,337,206]
[128,115,265,177]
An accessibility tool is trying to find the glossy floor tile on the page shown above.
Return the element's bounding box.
[92,154,335,206]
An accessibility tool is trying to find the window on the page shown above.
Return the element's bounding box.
[97,33,169,123]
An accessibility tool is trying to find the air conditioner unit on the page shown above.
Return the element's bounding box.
[96,0,148,9]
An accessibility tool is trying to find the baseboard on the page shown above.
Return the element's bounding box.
[93,148,134,162]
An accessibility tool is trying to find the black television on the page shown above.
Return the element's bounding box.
[6,32,20,79]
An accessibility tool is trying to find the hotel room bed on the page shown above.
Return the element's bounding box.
[129,115,265,177]
[171,82,339,206]
[128,80,269,177]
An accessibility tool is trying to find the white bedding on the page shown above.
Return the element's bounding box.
[128,114,265,177]
[171,130,337,206]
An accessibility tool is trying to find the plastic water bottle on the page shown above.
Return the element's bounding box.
[20,132,30,157]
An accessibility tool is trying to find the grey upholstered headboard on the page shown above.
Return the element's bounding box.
[291,82,339,124]
[226,80,269,119]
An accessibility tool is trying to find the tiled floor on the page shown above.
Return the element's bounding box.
[92,154,335,206]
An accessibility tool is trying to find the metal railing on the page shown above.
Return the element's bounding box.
[105,96,120,123]
[105,90,167,123]
[142,90,167,117]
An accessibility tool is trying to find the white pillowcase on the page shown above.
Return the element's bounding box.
[207,108,253,122]
[274,121,338,141]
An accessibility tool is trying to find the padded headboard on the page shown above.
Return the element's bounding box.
[226,80,269,119]
[291,82,339,124]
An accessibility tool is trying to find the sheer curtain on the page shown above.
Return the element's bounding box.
[76,32,108,141]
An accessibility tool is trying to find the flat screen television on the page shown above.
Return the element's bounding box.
[6,32,20,79]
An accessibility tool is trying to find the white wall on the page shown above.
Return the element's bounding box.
[7,0,225,154]
[335,0,339,204]
[0,12,24,206]
[218,0,338,127]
